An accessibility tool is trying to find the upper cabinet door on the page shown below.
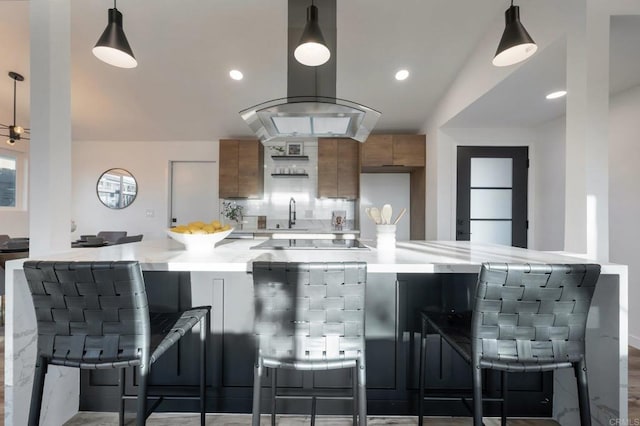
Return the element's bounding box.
[392,134,425,167]
[318,138,359,199]
[219,140,240,198]
[237,141,264,198]
[360,135,393,167]
[318,139,339,198]
[360,134,425,169]
[337,139,359,199]
[219,139,264,199]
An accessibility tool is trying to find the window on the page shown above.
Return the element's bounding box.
[0,154,17,207]
[0,148,26,210]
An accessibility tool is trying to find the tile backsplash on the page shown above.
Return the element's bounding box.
[222,140,355,230]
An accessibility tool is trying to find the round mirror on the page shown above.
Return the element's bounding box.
[96,168,138,209]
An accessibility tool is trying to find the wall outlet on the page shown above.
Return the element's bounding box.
[145,209,155,217]
[305,209,313,218]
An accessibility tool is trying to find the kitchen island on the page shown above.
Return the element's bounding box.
[4,239,627,425]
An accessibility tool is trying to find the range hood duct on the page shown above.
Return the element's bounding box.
[239,0,380,143]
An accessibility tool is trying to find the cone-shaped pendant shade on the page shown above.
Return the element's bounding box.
[93,8,137,68]
[294,5,330,66]
[492,5,537,67]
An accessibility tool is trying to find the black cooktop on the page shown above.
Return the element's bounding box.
[251,238,369,250]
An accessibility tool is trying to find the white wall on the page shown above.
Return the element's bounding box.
[73,139,355,237]
[72,140,219,240]
[533,116,566,251]
[421,0,569,240]
[435,127,538,246]
[609,85,640,348]
[528,84,640,347]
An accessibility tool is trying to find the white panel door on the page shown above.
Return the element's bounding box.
[170,161,219,226]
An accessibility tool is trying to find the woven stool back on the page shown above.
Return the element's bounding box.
[23,261,150,368]
[253,261,366,362]
[472,263,600,369]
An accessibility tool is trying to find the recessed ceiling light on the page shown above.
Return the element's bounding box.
[395,69,409,81]
[546,90,567,100]
[229,70,243,81]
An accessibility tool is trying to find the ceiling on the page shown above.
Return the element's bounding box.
[445,15,640,129]
[0,1,639,141]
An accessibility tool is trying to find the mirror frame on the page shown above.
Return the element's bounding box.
[96,168,138,209]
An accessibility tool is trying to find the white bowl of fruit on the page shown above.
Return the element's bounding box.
[167,221,234,252]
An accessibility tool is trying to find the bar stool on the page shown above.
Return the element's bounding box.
[23,261,211,426]
[252,261,367,426]
[418,263,600,426]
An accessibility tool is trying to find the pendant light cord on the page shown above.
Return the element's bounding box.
[114,0,117,9]
[12,78,16,125]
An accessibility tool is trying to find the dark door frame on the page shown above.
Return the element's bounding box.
[456,146,529,248]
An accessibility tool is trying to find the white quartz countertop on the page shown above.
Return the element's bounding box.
[13,238,625,274]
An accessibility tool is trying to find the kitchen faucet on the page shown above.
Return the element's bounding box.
[288,197,296,229]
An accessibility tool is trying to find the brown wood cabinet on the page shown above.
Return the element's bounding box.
[360,135,393,168]
[318,138,359,199]
[361,134,425,169]
[219,139,264,199]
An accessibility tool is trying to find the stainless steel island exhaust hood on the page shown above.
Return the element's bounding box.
[239,0,381,143]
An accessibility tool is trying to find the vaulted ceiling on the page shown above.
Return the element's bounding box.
[0,1,639,141]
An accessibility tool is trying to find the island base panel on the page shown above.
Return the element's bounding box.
[79,271,552,418]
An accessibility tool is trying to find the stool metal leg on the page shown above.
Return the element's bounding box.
[472,365,483,426]
[311,396,317,426]
[357,356,367,426]
[252,358,263,426]
[418,316,427,426]
[136,363,149,426]
[271,368,277,426]
[352,366,358,426]
[28,356,47,426]
[200,311,210,426]
[118,368,125,426]
[501,371,508,426]
[574,359,592,426]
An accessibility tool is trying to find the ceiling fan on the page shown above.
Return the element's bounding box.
[0,71,30,146]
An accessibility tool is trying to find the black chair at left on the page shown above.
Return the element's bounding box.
[97,231,128,244]
[23,261,211,426]
[115,234,144,245]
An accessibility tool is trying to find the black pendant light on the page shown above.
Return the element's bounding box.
[492,0,537,67]
[294,1,331,67]
[0,72,30,146]
[92,0,137,69]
